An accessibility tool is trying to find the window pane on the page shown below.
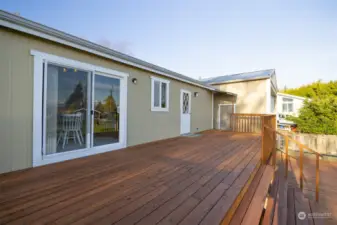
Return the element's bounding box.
[45,64,88,155]
[282,103,287,112]
[288,103,293,112]
[183,93,189,114]
[93,74,120,147]
[154,81,160,107]
[161,82,167,108]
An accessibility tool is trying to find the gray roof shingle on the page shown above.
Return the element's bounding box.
[202,69,275,84]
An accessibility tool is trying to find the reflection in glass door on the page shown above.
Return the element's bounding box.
[43,64,122,156]
[92,74,120,147]
[44,63,89,154]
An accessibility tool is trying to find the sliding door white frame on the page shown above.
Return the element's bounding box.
[31,50,128,167]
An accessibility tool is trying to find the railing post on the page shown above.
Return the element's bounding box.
[272,130,276,181]
[299,145,304,191]
[285,136,289,178]
[316,153,320,202]
[230,114,232,131]
[261,116,265,164]
[272,130,276,167]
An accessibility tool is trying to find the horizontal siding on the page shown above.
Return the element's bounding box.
[0,27,213,173]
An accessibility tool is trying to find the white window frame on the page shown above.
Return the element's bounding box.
[31,50,129,167]
[151,76,170,112]
[282,98,294,113]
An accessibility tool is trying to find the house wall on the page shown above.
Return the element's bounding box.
[277,93,305,124]
[0,27,213,174]
[271,93,277,114]
[213,79,268,114]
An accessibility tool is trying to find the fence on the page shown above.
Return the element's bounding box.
[278,131,337,156]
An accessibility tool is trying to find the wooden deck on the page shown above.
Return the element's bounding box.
[0,131,262,225]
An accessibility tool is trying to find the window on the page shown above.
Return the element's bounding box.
[151,76,170,111]
[282,97,293,113]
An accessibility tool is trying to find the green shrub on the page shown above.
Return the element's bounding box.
[287,96,337,135]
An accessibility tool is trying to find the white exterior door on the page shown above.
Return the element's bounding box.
[180,90,191,134]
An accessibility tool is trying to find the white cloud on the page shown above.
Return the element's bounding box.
[96,38,134,56]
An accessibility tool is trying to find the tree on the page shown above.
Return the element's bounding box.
[104,95,117,112]
[95,101,104,113]
[65,82,85,110]
[103,88,117,113]
[287,96,337,135]
[283,80,337,98]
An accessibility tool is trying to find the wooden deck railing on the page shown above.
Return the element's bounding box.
[231,114,264,133]
[230,113,321,202]
[264,124,321,202]
[230,114,277,163]
[261,115,277,164]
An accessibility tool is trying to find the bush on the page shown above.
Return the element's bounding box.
[287,97,337,135]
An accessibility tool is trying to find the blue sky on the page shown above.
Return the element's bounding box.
[1,0,337,88]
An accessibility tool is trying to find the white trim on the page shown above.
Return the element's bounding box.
[42,60,48,155]
[211,93,214,129]
[32,55,44,165]
[266,78,271,114]
[180,89,192,134]
[151,76,170,112]
[277,92,307,101]
[0,18,215,91]
[36,144,125,166]
[32,50,128,167]
[150,76,171,84]
[31,50,129,78]
[217,103,236,129]
[87,72,92,147]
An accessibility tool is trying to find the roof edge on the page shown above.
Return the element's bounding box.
[277,92,307,100]
[0,10,216,91]
[207,76,270,85]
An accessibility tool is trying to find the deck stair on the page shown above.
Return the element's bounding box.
[217,113,324,225]
[226,154,325,225]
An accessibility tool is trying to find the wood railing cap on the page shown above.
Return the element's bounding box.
[232,113,276,117]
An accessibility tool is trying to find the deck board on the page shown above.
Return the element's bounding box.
[0,131,261,225]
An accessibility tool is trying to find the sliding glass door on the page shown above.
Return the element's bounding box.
[44,63,89,155]
[92,74,120,147]
[43,63,122,155]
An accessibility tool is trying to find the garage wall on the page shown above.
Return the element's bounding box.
[213,79,268,114]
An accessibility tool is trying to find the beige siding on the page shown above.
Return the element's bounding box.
[213,79,268,114]
[0,28,213,173]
